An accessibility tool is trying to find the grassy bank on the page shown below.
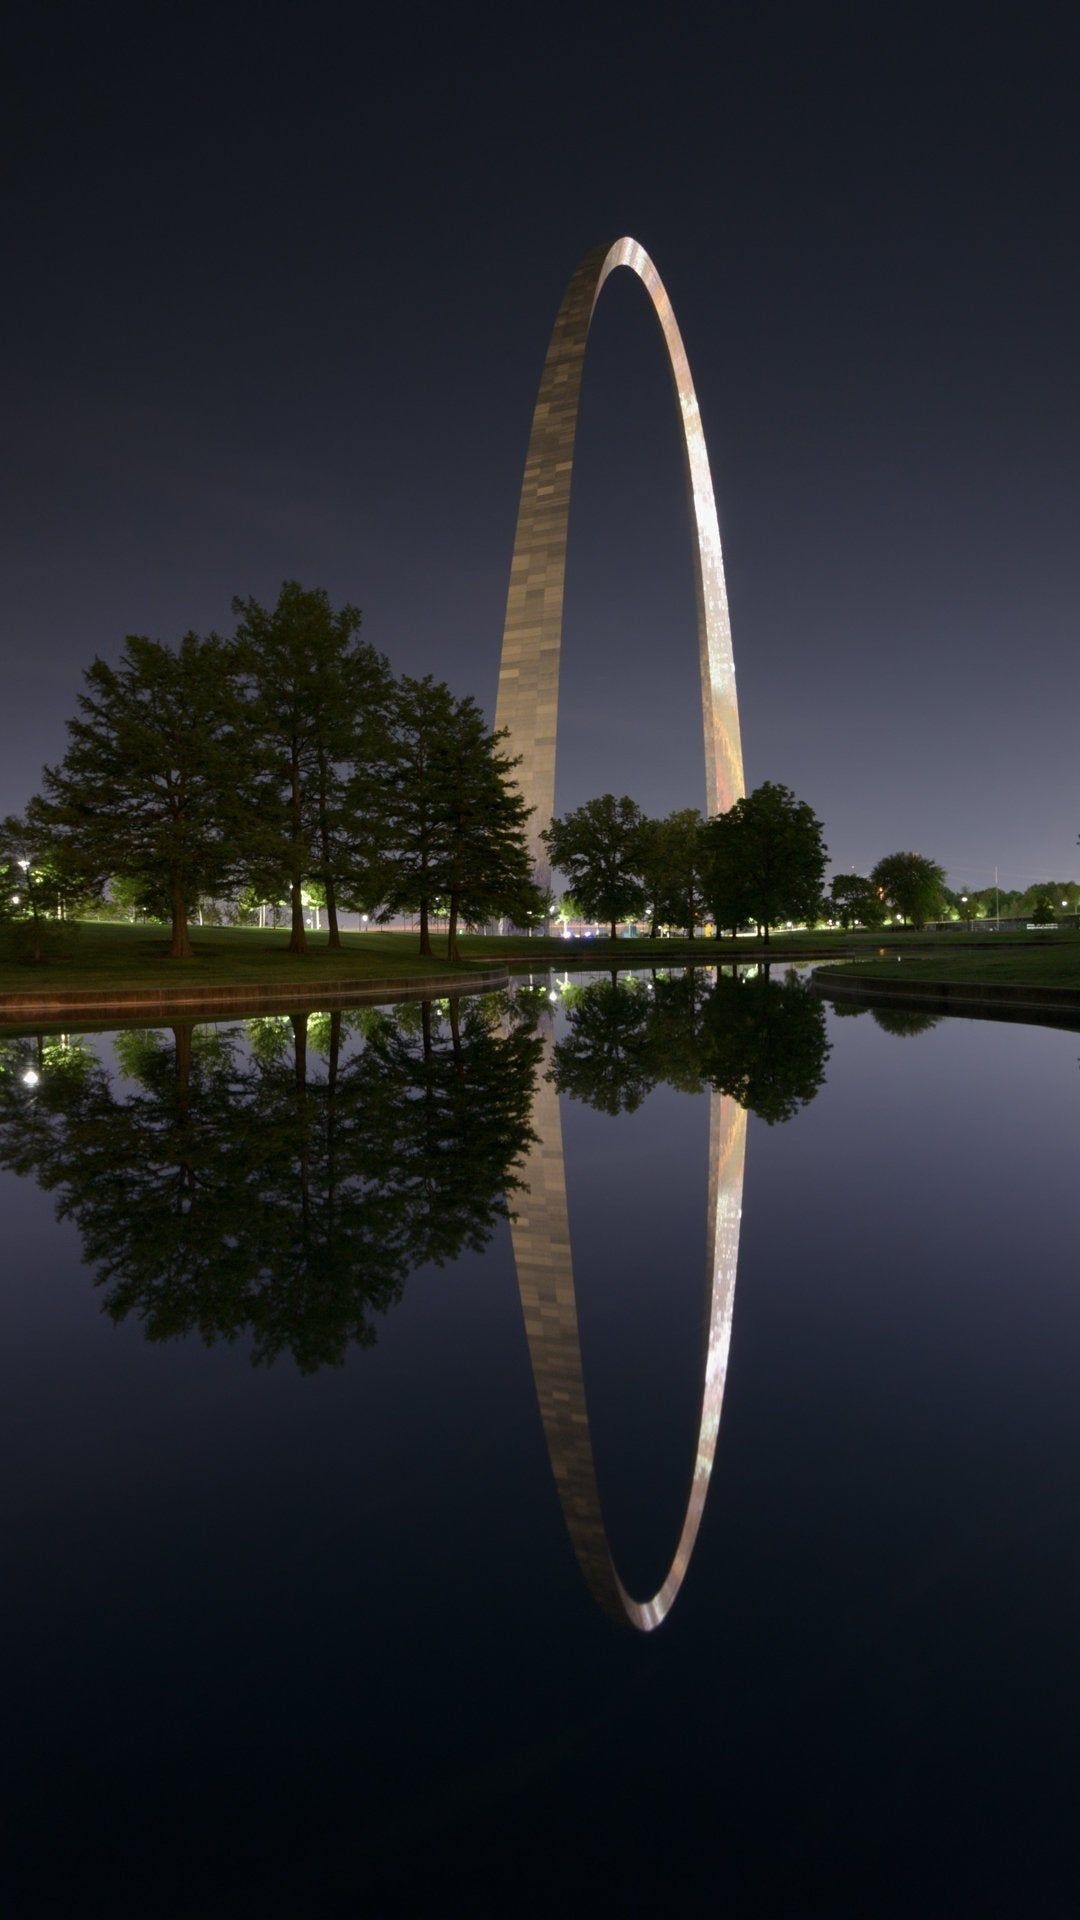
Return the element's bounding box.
[0,922,480,993]
[818,936,1080,991]
[0,919,1072,999]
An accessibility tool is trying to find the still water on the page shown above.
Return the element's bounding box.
[2,970,1079,1916]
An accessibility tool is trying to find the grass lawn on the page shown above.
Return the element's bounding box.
[822,935,1080,990]
[0,921,482,993]
[1,919,1075,999]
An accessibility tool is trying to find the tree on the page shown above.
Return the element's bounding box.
[432,706,544,959]
[700,810,752,941]
[704,782,827,944]
[370,675,452,956]
[31,633,248,959]
[554,893,582,936]
[0,814,91,963]
[829,873,886,931]
[542,795,648,942]
[1030,894,1056,925]
[639,809,708,937]
[372,676,540,958]
[870,851,946,930]
[1019,880,1078,920]
[232,581,392,954]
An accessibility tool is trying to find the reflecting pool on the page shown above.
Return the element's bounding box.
[2,970,1079,1914]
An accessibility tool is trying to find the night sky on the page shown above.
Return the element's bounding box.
[5,1,1078,890]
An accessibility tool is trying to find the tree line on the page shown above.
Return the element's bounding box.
[547,791,1080,938]
[5,579,1072,960]
[543,788,985,939]
[1,582,544,962]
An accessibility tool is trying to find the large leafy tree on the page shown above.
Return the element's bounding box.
[542,794,648,941]
[232,581,392,954]
[371,675,458,957]
[0,814,93,963]
[31,633,248,958]
[870,851,946,929]
[700,809,753,941]
[704,782,827,944]
[829,873,886,931]
[432,706,543,959]
[638,808,708,937]
[374,676,542,958]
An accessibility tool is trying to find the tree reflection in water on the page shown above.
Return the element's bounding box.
[0,969,827,1391]
[551,965,830,1122]
[0,998,542,1371]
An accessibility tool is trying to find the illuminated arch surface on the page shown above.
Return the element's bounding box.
[512,1030,746,1632]
[495,236,745,878]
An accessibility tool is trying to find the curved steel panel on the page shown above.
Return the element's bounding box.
[495,236,745,879]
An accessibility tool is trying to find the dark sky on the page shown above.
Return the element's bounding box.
[4,0,1078,889]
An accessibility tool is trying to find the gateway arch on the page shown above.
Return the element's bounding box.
[495,235,745,878]
[499,240,749,1625]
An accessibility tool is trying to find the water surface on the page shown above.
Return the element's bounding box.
[2,973,1078,1915]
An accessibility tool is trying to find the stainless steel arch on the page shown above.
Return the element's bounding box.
[495,237,745,880]
[512,1026,746,1631]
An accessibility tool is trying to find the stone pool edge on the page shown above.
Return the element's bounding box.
[813,966,1080,1026]
[0,965,512,1027]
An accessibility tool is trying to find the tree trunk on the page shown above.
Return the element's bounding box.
[288,741,307,954]
[325,872,341,949]
[447,891,460,963]
[610,918,617,942]
[289,869,307,953]
[650,912,660,939]
[418,897,433,958]
[762,923,770,945]
[315,747,342,950]
[169,868,193,959]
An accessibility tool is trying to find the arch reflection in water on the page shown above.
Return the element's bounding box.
[512,1028,745,1631]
